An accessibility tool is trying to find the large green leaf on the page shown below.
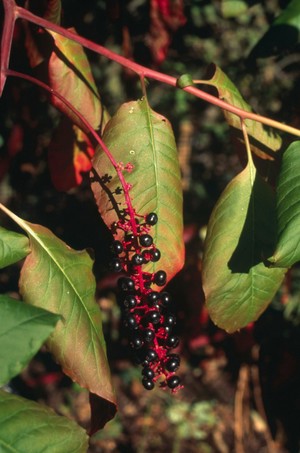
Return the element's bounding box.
[0,295,59,386]
[269,141,300,267]
[47,28,110,135]
[0,226,30,268]
[248,0,300,60]
[91,98,184,284]
[0,389,88,453]
[202,160,286,333]
[203,64,282,161]
[0,204,116,417]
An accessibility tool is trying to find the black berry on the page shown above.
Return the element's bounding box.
[142,378,155,390]
[150,248,161,262]
[125,315,138,330]
[164,313,176,326]
[123,295,137,309]
[166,335,180,349]
[118,277,135,292]
[146,212,158,226]
[160,292,172,307]
[142,367,155,379]
[167,375,181,389]
[145,349,158,362]
[147,291,160,305]
[111,240,123,254]
[131,254,144,266]
[143,328,155,342]
[154,270,167,286]
[165,354,180,372]
[139,234,153,247]
[109,258,123,272]
[130,336,144,349]
[148,311,161,325]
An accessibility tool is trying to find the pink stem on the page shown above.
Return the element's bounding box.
[6,68,145,287]
[8,2,300,137]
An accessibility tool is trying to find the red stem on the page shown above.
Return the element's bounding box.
[0,0,17,94]
[6,68,145,289]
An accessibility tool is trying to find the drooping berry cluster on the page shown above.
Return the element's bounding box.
[110,211,182,392]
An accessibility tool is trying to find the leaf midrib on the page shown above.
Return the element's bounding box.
[0,205,99,343]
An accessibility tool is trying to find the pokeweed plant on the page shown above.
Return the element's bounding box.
[1,0,300,450]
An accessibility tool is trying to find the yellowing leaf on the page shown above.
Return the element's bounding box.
[202,160,286,332]
[0,204,116,426]
[47,28,109,134]
[91,98,184,284]
[204,64,282,161]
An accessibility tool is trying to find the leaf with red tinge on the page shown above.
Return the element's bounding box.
[148,0,186,64]
[47,28,109,134]
[48,117,94,191]
[202,64,282,161]
[0,204,116,430]
[91,98,184,285]
[24,0,62,68]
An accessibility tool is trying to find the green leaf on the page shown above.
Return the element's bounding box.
[248,0,300,59]
[0,204,116,415]
[91,98,184,284]
[0,226,30,268]
[0,295,59,386]
[203,64,282,161]
[47,28,110,135]
[269,141,300,267]
[0,389,88,453]
[202,160,286,333]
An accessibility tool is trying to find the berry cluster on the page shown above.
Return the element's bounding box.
[110,211,182,392]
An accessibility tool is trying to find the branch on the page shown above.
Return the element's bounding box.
[8,3,299,138]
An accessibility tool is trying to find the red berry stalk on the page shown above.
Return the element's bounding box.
[110,210,182,392]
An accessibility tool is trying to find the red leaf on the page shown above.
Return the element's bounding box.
[48,117,94,191]
[148,0,186,64]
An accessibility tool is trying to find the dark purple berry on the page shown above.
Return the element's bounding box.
[142,367,155,379]
[150,248,161,262]
[148,311,161,325]
[125,315,138,330]
[165,354,180,372]
[131,254,144,266]
[145,349,158,362]
[139,234,153,247]
[130,336,144,349]
[160,292,172,307]
[167,375,181,389]
[166,335,180,349]
[118,277,135,292]
[125,233,135,242]
[147,291,160,305]
[164,325,173,335]
[164,313,176,326]
[109,258,123,272]
[111,240,123,254]
[142,378,155,390]
[146,212,158,226]
[154,270,167,286]
[144,328,155,342]
[123,295,137,309]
